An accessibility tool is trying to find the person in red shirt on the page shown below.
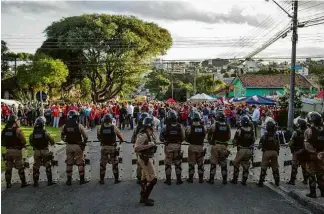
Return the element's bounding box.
[52,104,60,128]
[89,106,96,130]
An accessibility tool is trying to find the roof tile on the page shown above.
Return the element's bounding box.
[238,74,313,88]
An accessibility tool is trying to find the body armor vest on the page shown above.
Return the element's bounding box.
[213,122,229,143]
[164,123,182,143]
[100,125,116,146]
[238,128,254,147]
[64,120,82,144]
[310,126,324,151]
[292,129,305,151]
[263,132,278,151]
[2,126,22,149]
[188,125,205,145]
[32,129,48,150]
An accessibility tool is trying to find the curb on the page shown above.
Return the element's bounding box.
[264,182,324,214]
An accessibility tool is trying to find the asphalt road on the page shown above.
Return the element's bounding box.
[1,127,313,214]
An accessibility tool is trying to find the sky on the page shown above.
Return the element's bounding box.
[1,0,324,60]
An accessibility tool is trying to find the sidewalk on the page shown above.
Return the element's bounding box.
[269,181,324,214]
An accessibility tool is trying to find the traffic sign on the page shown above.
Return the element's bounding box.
[36,91,47,102]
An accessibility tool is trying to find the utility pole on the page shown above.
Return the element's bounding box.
[171,62,174,99]
[287,0,298,131]
[193,66,197,95]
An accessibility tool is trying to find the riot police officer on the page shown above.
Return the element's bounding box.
[207,112,231,185]
[304,112,324,198]
[231,115,255,186]
[97,114,125,185]
[1,115,29,188]
[131,112,149,184]
[134,116,158,206]
[30,117,56,187]
[257,120,280,187]
[185,111,206,183]
[160,110,186,185]
[61,110,88,185]
[287,118,309,185]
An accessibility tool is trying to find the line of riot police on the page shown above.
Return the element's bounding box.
[1,109,323,206]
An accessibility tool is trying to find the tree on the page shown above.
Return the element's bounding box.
[1,40,10,79]
[37,38,86,89]
[306,60,324,89]
[16,54,68,99]
[196,75,225,94]
[145,69,170,100]
[43,14,172,102]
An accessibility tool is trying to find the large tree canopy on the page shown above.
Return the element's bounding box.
[43,14,172,102]
[17,53,68,95]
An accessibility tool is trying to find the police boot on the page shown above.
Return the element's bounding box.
[114,173,121,184]
[6,178,12,189]
[80,175,89,185]
[186,175,194,183]
[99,174,105,185]
[66,176,72,186]
[176,174,183,185]
[47,170,56,186]
[320,188,324,197]
[164,175,171,185]
[20,176,29,188]
[241,180,247,186]
[33,175,39,187]
[275,179,280,187]
[207,174,215,185]
[143,179,157,206]
[306,187,317,198]
[199,174,204,184]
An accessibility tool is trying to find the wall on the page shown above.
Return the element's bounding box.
[232,79,246,97]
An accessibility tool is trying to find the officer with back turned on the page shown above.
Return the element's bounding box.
[207,112,231,185]
[1,115,29,188]
[231,115,255,186]
[97,114,124,185]
[30,117,56,187]
[61,110,88,185]
[185,111,206,183]
[160,110,186,185]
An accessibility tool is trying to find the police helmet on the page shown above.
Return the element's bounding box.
[215,112,226,122]
[296,118,307,130]
[139,112,149,125]
[8,115,18,123]
[192,111,201,122]
[102,114,113,124]
[240,115,251,127]
[142,116,154,127]
[34,117,45,129]
[266,120,276,132]
[67,110,79,120]
[308,111,322,126]
[167,110,178,122]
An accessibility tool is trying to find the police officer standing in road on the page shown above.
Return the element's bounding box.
[257,120,280,187]
[134,116,158,206]
[185,111,206,183]
[207,112,231,185]
[1,115,29,188]
[231,115,255,186]
[286,118,309,185]
[160,111,186,185]
[131,112,149,184]
[304,112,324,198]
[61,110,88,185]
[97,114,125,185]
[30,117,56,187]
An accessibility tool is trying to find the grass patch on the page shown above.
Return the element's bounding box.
[1,123,61,172]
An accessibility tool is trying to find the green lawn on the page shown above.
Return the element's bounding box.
[1,123,61,171]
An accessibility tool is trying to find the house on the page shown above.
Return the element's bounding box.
[243,60,261,73]
[231,74,316,97]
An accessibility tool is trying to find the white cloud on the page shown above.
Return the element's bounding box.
[1,0,324,60]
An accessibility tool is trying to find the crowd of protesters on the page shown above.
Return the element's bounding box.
[2,100,285,133]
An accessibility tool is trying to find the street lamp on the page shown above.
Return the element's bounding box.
[265,0,298,131]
